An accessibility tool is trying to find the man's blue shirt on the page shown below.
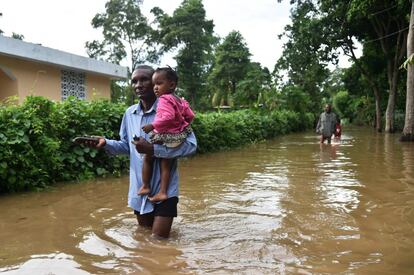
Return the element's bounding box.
[104,100,197,214]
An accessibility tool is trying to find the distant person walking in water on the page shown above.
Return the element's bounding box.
[316,104,337,144]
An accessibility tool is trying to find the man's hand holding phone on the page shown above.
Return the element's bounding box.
[72,136,106,148]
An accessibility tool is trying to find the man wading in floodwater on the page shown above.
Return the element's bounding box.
[83,65,197,238]
[316,104,337,144]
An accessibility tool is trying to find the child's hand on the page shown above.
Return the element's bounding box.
[142,124,154,133]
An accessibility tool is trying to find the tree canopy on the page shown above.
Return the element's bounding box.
[208,30,251,103]
[85,0,160,73]
[152,0,216,108]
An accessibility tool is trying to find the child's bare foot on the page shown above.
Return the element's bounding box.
[149,192,168,202]
[138,185,151,196]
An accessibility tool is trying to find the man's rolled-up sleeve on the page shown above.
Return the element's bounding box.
[104,113,130,155]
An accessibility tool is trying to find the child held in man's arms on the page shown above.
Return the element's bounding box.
[139,66,194,202]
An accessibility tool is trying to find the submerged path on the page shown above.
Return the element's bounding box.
[1,126,413,274]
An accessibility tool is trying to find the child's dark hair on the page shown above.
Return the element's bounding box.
[155,66,178,84]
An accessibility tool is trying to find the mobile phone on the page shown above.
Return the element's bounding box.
[72,136,100,145]
[131,135,140,145]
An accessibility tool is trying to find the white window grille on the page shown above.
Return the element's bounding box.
[61,70,86,100]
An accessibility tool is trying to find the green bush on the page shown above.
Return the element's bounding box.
[0,96,313,193]
[0,96,128,193]
[193,109,314,154]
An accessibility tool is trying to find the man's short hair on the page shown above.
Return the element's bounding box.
[135,65,155,75]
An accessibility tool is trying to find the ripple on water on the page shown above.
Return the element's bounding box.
[2,127,414,274]
[0,253,89,275]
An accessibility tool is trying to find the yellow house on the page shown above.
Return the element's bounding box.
[0,35,128,103]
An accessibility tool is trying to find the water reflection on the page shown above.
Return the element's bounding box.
[1,127,414,274]
[0,253,89,275]
[177,148,296,273]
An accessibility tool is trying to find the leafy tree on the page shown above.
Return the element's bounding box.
[235,63,272,107]
[281,0,410,132]
[152,0,216,109]
[0,12,24,39]
[275,1,331,114]
[85,0,160,72]
[208,31,251,106]
[85,0,161,104]
[333,90,352,120]
[322,68,345,98]
[110,81,132,104]
[315,0,385,131]
[11,33,24,40]
[277,84,312,114]
[346,0,410,133]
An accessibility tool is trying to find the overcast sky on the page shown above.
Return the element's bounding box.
[1,0,294,70]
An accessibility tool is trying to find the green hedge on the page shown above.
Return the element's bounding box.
[0,96,314,193]
[193,109,314,153]
[0,96,128,193]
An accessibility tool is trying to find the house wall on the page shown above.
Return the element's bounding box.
[0,55,112,103]
[0,68,18,102]
[86,74,111,100]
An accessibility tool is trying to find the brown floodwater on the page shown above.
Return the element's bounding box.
[1,126,413,274]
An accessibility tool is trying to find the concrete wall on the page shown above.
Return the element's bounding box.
[0,67,18,102]
[86,74,111,100]
[0,55,111,103]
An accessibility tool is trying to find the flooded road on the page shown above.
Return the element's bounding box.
[1,126,413,274]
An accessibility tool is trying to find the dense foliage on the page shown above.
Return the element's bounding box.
[84,0,414,137]
[193,109,314,154]
[85,0,161,71]
[152,0,216,109]
[0,96,313,193]
[0,97,128,193]
[208,31,252,105]
[277,0,410,132]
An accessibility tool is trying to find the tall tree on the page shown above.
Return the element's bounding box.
[401,1,414,141]
[11,33,24,40]
[152,0,216,108]
[283,0,410,132]
[235,63,272,107]
[0,12,24,39]
[85,0,160,73]
[208,31,251,106]
[347,0,410,133]
[275,1,331,114]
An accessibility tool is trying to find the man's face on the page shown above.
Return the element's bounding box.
[131,68,155,102]
[325,104,331,113]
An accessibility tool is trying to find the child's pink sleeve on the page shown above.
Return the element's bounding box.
[152,97,176,132]
[182,100,195,123]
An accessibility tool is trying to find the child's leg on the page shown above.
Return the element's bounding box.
[138,154,153,195]
[149,158,172,202]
